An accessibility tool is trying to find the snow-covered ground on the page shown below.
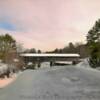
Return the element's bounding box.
[0,63,17,75]
[40,62,50,68]
[0,63,22,88]
[77,58,90,68]
[0,64,8,75]
[0,64,100,100]
[0,75,16,88]
[0,59,97,88]
[0,71,22,88]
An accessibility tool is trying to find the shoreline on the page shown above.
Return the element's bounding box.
[0,74,17,88]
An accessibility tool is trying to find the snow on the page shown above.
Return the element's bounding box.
[20,53,80,57]
[77,58,90,68]
[0,75,16,88]
[1,65,100,100]
[76,58,100,73]
[41,62,50,68]
[55,61,72,64]
[0,63,18,75]
[0,64,8,75]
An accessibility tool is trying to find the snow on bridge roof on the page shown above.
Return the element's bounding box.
[20,53,80,57]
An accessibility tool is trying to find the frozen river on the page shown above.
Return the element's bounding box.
[0,64,100,100]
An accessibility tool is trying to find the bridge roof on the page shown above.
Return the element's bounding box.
[20,53,80,57]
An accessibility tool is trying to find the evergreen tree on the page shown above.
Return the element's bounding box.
[37,49,41,53]
[87,19,100,68]
[29,48,36,53]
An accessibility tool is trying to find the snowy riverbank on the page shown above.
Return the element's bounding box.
[0,74,17,88]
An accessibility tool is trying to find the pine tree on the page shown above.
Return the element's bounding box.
[87,19,100,68]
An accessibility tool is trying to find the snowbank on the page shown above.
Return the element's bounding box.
[77,58,90,68]
[76,58,100,72]
[0,76,16,88]
[0,64,8,75]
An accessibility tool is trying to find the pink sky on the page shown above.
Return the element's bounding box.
[0,0,100,51]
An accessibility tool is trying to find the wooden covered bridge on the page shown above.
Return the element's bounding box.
[20,53,80,67]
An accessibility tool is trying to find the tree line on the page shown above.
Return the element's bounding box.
[45,42,88,58]
[23,42,88,58]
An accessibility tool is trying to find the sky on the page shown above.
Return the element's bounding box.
[0,0,100,51]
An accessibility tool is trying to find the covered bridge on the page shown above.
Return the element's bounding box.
[20,53,80,66]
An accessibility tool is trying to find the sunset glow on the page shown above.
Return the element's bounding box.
[0,0,100,51]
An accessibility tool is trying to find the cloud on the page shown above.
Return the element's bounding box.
[0,0,99,51]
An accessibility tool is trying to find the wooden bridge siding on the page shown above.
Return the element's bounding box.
[22,56,79,64]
